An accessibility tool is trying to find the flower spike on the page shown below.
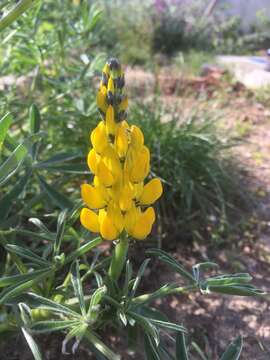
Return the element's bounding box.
[81,58,163,241]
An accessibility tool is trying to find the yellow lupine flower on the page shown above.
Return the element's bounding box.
[139,178,163,205]
[81,184,106,209]
[130,207,156,240]
[97,86,107,114]
[80,208,100,233]
[129,146,150,183]
[115,122,129,158]
[90,121,108,154]
[80,58,163,241]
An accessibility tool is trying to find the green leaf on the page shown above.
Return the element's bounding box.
[0,171,31,220]
[27,292,80,318]
[84,330,120,360]
[148,319,186,333]
[0,270,51,304]
[0,133,44,186]
[37,174,73,209]
[123,260,133,297]
[29,104,41,134]
[191,342,208,360]
[36,152,82,166]
[137,306,169,323]
[144,334,161,360]
[71,261,86,316]
[88,286,107,318]
[5,244,49,267]
[205,284,265,296]
[21,327,43,360]
[176,333,189,360]
[35,162,89,174]
[130,259,150,298]
[146,249,195,283]
[54,209,67,255]
[29,216,53,233]
[128,311,159,346]
[192,262,218,282]
[64,237,102,264]
[0,113,12,152]
[29,104,41,159]
[0,270,51,289]
[204,273,252,287]
[30,320,79,333]
[220,336,243,360]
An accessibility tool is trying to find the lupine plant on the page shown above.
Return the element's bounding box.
[0,59,265,359]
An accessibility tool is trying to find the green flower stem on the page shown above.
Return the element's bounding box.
[108,233,129,282]
[0,0,38,32]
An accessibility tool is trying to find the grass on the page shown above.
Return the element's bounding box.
[130,100,250,245]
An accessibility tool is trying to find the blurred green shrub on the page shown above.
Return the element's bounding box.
[99,0,153,65]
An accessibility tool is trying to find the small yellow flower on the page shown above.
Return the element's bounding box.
[81,59,163,241]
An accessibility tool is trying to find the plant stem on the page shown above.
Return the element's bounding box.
[108,233,129,282]
[0,0,38,32]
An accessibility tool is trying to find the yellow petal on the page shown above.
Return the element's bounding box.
[139,178,163,205]
[130,125,144,150]
[119,184,133,211]
[129,146,150,183]
[108,76,115,94]
[108,202,124,233]
[99,211,119,241]
[105,105,117,136]
[116,124,129,158]
[80,208,99,233]
[130,207,155,240]
[103,146,122,181]
[119,96,128,112]
[87,149,99,174]
[90,121,108,154]
[97,160,114,187]
[124,203,139,234]
[97,86,107,114]
[102,63,110,76]
[81,184,107,209]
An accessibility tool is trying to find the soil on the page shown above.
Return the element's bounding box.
[1,67,270,359]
